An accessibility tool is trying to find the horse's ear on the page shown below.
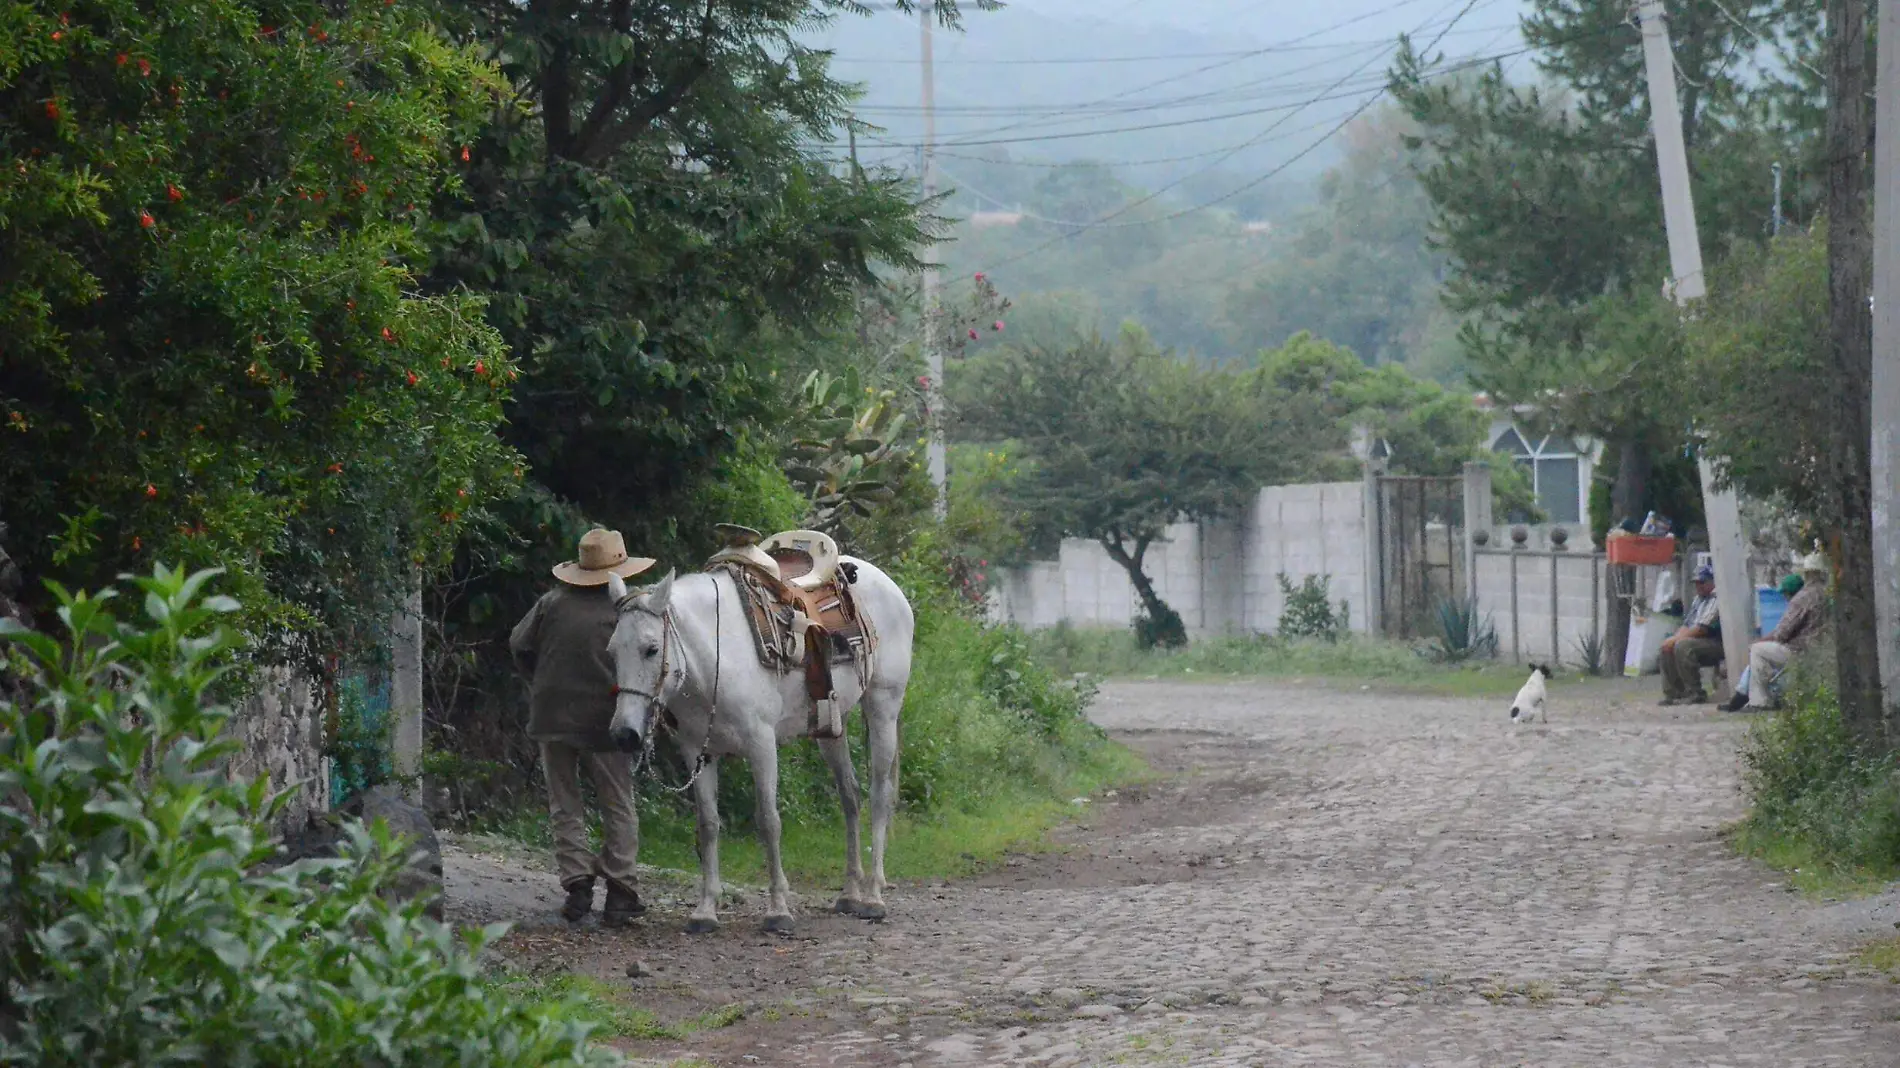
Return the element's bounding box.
[606,573,629,603]
[645,569,677,613]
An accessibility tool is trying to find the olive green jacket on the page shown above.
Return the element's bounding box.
[509,584,620,751]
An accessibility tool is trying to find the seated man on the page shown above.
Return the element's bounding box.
[1659,564,1723,706]
[1722,551,1829,714]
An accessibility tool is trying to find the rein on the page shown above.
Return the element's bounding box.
[619,571,723,796]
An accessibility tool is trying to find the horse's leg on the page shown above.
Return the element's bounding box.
[860,685,902,919]
[686,759,723,934]
[817,732,869,917]
[748,734,796,934]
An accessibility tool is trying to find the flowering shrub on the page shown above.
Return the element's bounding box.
[0,1,519,647]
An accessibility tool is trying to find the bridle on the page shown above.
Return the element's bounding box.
[613,571,723,796]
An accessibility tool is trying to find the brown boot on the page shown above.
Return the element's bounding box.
[602,879,646,928]
[560,877,595,923]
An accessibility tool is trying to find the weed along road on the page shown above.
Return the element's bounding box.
[447,679,1900,1066]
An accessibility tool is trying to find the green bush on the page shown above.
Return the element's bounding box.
[1738,640,1900,884]
[0,566,618,1066]
[1276,573,1349,642]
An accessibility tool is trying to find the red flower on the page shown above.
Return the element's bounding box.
[166,184,182,202]
[460,146,471,162]
[116,53,127,66]
[139,211,155,228]
[326,463,343,474]
[456,488,468,499]
[51,31,61,41]
[381,326,395,341]
[474,360,486,376]
[144,484,158,499]
[993,320,1005,332]
[406,370,418,386]
[137,57,151,77]
[967,328,978,340]
[974,271,985,281]
[44,101,58,120]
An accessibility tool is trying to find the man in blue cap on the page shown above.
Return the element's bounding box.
[1658,563,1724,705]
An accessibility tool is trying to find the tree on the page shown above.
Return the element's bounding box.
[951,325,1334,646]
[1820,0,1881,744]
[1388,0,1813,673]
[0,0,516,649]
[1222,106,1449,371]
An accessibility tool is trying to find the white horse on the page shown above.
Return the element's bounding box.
[604,560,913,934]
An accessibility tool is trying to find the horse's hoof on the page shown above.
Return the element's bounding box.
[762,914,796,936]
[685,917,720,935]
[854,902,888,923]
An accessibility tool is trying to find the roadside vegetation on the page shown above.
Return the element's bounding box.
[1732,640,1900,898]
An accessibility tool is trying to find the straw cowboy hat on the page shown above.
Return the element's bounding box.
[552,529,656,587]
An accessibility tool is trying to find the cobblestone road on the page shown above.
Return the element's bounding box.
[457,679,1900,1067]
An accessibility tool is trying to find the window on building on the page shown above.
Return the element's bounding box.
[1493,427,1583,525]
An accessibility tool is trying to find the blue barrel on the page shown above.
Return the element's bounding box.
[1756,586,1788,638]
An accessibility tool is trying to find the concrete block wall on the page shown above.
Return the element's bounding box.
[1473,551,1606,665]
[1243,483,1372,635]
[993,482,1371,636]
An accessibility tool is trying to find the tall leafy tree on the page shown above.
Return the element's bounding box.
[951,324,1326,646]
[0,0,517,647]
[1388,0,1813,672]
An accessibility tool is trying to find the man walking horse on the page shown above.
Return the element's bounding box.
[509,527,656,926]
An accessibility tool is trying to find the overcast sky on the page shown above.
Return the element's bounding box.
[808,0,1535,180]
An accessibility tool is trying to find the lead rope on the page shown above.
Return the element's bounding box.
[638,571,722,797]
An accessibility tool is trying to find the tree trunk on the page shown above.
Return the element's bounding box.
[1826,0,1887,747]
[1100,533,1186,648]
[1601,437,1651,677]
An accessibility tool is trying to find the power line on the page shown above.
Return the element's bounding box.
[826,20,1521,64]
[908,0,1498,150]
[963,6,1583,274]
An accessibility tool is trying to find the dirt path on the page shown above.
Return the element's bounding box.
[448,678,1900,1067]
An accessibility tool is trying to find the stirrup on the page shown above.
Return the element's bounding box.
[809,696,844,739]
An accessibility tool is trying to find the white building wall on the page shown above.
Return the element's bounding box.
[993,482,1371,636]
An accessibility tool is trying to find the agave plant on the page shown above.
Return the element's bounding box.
[781,368,912,533]
[1422,595,1500,663]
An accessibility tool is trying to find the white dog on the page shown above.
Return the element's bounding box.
[1509,663,1551,724]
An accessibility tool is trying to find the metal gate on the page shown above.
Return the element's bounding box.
[1375,475,1466,639]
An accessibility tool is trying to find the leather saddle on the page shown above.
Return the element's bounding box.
[706,525,874,739]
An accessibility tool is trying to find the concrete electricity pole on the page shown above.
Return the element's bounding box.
[1633,0,1756,680]
[1874,0,1900,728]
[919,3,946,512]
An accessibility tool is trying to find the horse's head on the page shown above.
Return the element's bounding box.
[605,568,677,753]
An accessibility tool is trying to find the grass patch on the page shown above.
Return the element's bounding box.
[1734,639,1900,897]
[479,728,1145,889]
[1026,624,1541,699]
[1857,936,1900,979]
[485,972,746,1041]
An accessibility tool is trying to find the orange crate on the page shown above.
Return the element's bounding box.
[1606,534,1676,566]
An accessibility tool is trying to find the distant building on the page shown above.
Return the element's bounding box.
[1241,220,1273,235]
[967,211,1024,230]
[1473,393,1602,527]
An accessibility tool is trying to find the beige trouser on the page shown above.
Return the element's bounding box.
[1661,636,1724,699]
[540,742,640,890]
[1748,641,1795,708]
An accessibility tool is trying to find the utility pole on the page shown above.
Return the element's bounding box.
[1633,0,1755,684]
[919,3,946,513]
[1873,0,1900,738]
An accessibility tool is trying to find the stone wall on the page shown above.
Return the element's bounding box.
[225,666,331,828]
